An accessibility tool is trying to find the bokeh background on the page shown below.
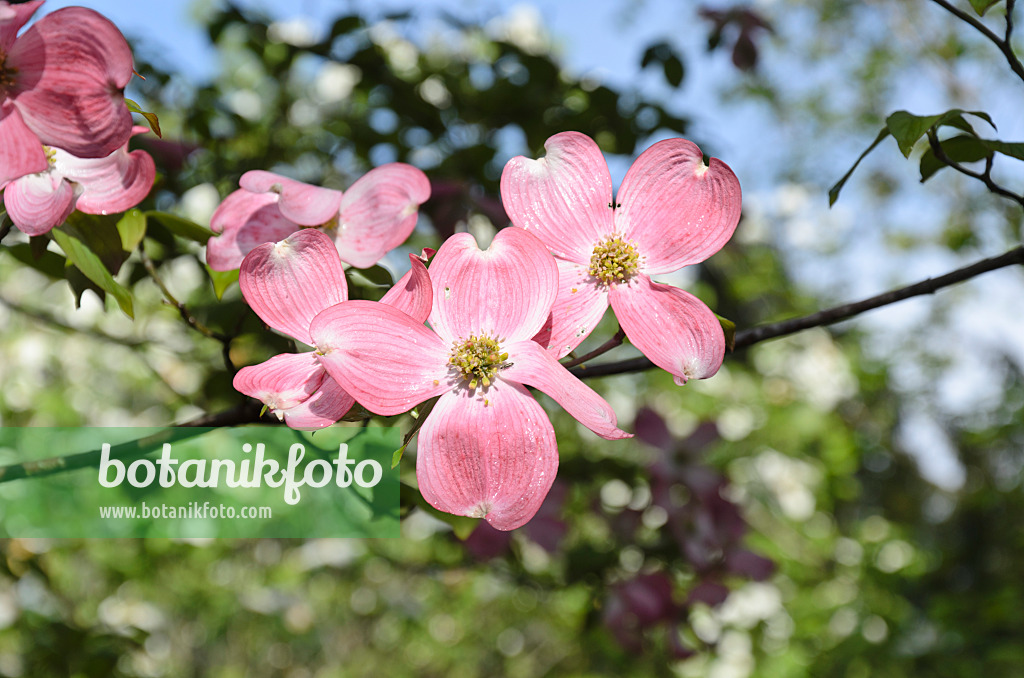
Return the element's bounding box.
[1,0,1023,675]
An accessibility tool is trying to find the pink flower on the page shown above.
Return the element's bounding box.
[3,126,155,236]
[500,132,742,384]
[0,1,134,187]
[207,164,430,271]
[233,228,431,430]
[308,227,631,530]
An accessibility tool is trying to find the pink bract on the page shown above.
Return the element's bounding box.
[309,227,631,531]
[207,164,431,271]
[0,1,134,187]
[500,131,742,385]
[3,126,155,236]
[232,228,431,430]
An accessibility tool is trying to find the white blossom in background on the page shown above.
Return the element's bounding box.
[487,4,550,55]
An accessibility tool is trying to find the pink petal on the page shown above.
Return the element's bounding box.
[240,170,343,226]
[615,138,742,273]
[416,382,558,531]
[500,131,615,263]
[4,169,75,236]
[8,7,133,158]
[502,339,631,440]
[427,228,558,344]
[335,163,431,268]
[239,228,349,345]
[207,189,299,271]
[310,300,451,416]
[278,375,355,430]
[0,102,47,187]
[609,274,725,385]
[0,0,41,53]
[379,252,432,323]
[59,128,155,215]
[233,352,326,413]
[534,258,610,358]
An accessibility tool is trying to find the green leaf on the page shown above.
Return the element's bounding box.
[716,314,736,352]
[979,138,1024,161]
[830,110,996,205]
[116,209,147,252]
[146,211,215,243]
[919,135,993,182]
[347,264,394,288]
[124,97,163,138]
[206,265,239,300]
[30,234,49,260]
[3,244,67,279]
[829,127,890,206]
[61,212,127,274]
[391,444,406,470]
[969,0,1002,15]
[663,54,684,88]
[885,109,994,158]
[51,227,134,318]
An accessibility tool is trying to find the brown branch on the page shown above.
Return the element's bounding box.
[5,246,1023,481]
[927,132,1024,208]
[0,293,150,348]
[573,244,1024,379]
[141,248,237,373]
[0,401,272,484]
[929,0,1024,84]
[562,327,626,369]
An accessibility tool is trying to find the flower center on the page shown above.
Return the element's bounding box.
[43,145,56,166]
[588,236,640,285]
[448,334,508,390]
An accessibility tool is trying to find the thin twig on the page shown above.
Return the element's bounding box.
[141,248,236,373]
[929,0,1024,83]
[572,244,1024,379]
[0,401,274,484]
[0,293,150,348]
[562,328,626,369]
[927,132,1024,208]
[1007,0,1017,43]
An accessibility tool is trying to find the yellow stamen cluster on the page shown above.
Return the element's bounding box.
[0,56,15,89]
[588,236,640,285]
[448,334,508,390]
[43,146,57,165]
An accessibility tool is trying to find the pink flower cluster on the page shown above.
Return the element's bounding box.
[0,1,153,234]
[226,131,741,530]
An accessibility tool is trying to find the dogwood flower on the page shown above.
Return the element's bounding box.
[233,228,431,429]
[309,227,631,530]
[500,131,742,384]
[207,164,430,270]
[0,1,134,187]
[3,126,155,235]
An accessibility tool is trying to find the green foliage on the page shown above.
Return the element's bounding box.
[830,109,996,204]
[144,211,215,243]
[641,41,686,87]
[51,215,134,318]
[124,97,163,138]
[969,0,1003,15]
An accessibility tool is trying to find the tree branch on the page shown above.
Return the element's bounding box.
[5,246,1022,482]
[562,327,626,369]
[0,401,271,484]
[141,248,237,373]
[929,0,1024,84]
[927,132,1024,208]
[573,244,1024,379]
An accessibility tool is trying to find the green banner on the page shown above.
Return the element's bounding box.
[0,427,400,538]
